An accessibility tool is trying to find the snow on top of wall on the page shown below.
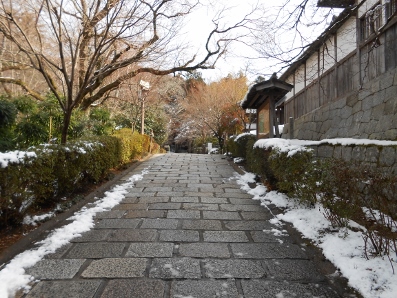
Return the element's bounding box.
[254,138,397,157]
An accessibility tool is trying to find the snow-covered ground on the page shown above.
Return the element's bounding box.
[236,171,397,298]
[0,169,148,298]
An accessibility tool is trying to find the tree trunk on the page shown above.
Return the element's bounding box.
[61,109,72,144]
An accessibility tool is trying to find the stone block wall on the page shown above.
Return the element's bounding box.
[282,67,397,141]
[308,143,397,174]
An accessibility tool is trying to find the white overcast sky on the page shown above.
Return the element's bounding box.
[184,0,343,83]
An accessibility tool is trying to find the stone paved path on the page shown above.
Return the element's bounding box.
[22,153,354,298]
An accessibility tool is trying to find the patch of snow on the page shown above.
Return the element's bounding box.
[0,151,37,168]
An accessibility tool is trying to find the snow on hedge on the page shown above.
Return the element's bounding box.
[0,151,37,168]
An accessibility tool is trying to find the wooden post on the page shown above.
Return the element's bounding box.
[269,96,275,138]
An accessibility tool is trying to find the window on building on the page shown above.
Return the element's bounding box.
[385,0,397,19]
[360,3,383,41]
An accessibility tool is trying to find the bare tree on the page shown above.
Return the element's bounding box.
[0,0,255,143]
[248,0,349,73]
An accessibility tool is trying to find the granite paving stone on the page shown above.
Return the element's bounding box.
[100,279,165,298]
[241,211,273,220]
[107,229,158,242]
[264,259,325,281]
[241,280,340,298]
[231,243,308,259]
[201,197,229,204]
[167,209,201,219]
[171,279,239,298]
[26,280,102,298]
[137,197,170,203]
[203,211,241,220]
[81,258,147,278]
[224,220,273,230]
[94,218,141,229]
[125,243,174,257]
[171,196,200,203]
[148,203,181,210]
[112,203,148,210]
[124,210,165,218]
[182,203,219,210]
[159,230,200,242]
[71,229,112,242]
[140,218,179,229]
[25,259,85,279]
[181,219,223,230]
[203,259,267,278]
[178,243,230,258]
[65,243,125,258]
[220,204,264,212]
[94,210,126,219]
[203,231,249,242]
[149,258,201,279]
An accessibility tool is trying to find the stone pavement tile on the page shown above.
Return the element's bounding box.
[229,198,260,205]
[203,259,267,278]
[182,219,222,230]
[220,204,264,212]
[124,210,165,218]
[120,197,139,203]
[171,279,238,298]
[112,203,148,210]
[81,258,147,278]
[26,280,102,298]
[217,193,253,199]
[224,220,273,230]
[141,218,179,229]
[125,192,156,198]
[167,210,201,219]
[146,186,174,192]
[182,203,219,211]
[100,279,165,298]
[25,259,85,279]
[203,231,249,242]
[171,196,200,203]
[94,218,141,229]
[159,230,199,242]
[179,243,230,258]
[185,192,215,197]
[149,258,201,279]
[264,259,325,281]
[65,243,125,258]
[138,197,170,203]
[94,210,126,219]
[250,231,289,243]
[231,243,308,259]
[241,211,273,220]
[107,229,158,242]
[201,197,229,204]
[71,229,112,242]
[203,211,241,220]
[44,243,73,259]
[125,243,174,257]
[148,203,181,210]
[240,280,340,298]
[124,188,145,194]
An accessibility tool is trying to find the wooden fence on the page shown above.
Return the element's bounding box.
[285,21,397,121]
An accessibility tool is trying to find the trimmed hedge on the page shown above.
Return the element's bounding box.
[0,131,162,227]
[236,136,397,257]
